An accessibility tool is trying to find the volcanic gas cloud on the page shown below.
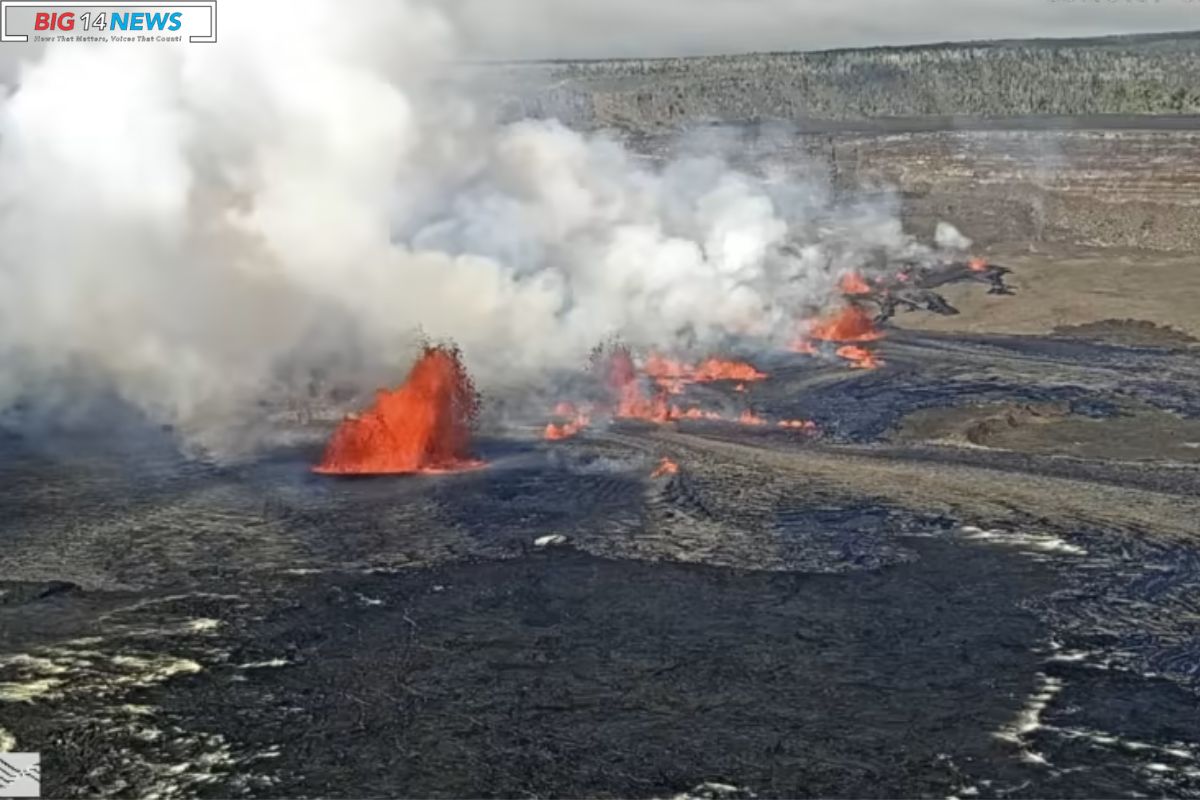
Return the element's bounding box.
[314,346,482,475]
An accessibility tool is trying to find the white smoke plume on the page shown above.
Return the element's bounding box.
[0,0,948,454]
[935,222,974,253]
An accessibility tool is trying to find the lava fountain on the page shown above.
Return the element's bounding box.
[805,305,883,343]
[314,346,483,475]
[839,271,872,295]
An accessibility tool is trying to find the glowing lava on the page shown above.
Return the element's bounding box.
[806,304,883,342]
[836,344,883,370]
[545,345,776,430]
[650,457,680,478]
[606,347,677,423]
[314,346,482,475]
[644,354,767,391]
[968,257,989,272]
[544,401,592,440]
[778,419,818,431]
[791,303,884,364]
[676,407,724,421]
[692,358,767,383]
[839,271,872,295]
[738,409,767,426]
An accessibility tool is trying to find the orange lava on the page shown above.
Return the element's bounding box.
[551,345,776,429]
[618,389,674,423]
[836,344,883,369]
[778,419,818,431]
[606,347,672,423]
[544,415,590,440]
[968,257,988,272]
[544,402,591,440]
[642,354,689,395]
[314,346,482,475]
[806,305,883,343]
[650,457,680,478]
[738,409,767,426]
[790,338,820,355]
[692,358,767,383]
[643,354,691,381]
[839,271,872,295]
[644,354,767,389]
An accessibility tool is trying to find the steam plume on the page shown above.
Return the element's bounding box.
[0,0,953,454]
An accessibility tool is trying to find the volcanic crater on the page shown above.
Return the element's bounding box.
[5,54,1200,800]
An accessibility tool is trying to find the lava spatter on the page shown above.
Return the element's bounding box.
[314,346,483,475]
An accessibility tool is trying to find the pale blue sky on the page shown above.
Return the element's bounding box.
[446,0,1200,59]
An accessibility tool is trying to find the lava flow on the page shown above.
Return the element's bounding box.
[806,304,883,342]
[544,402,591,440]
[543,344,806,436]
[644,354,767,393]
[610,348,674,423]
[692,357,768,383]
[791,302,885,369]
[839,271,873,295]
[314,346,483,475]
[650,457,680,478]
[738,409,768,426]
[836,344,883,369]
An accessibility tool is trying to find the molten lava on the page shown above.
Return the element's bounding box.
[644,354,767,390]
[676,407,724,421]
[650,457,680,478]
[968,257,988,272]
[839,271,872,295]
[605,346,675,423]
[778,419,818,431]
[547,344,776,430]
[544,401,591,440]
[738,409,767,426]
[806,305,883,343]
[692,358,767,383]
[314,346,482,475]
[836,344,883,370]
[545,416,590,440]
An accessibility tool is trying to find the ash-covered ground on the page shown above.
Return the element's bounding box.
[4,117,1200,798]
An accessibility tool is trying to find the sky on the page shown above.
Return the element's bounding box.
[445,0,1200,60]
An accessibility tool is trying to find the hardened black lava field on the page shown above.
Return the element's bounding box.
[4,293,1200,797]
[6,87,1200,796]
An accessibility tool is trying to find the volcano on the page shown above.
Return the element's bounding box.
[313,346,482,475]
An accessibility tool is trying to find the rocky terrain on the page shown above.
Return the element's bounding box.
[4,30,1200,800]
[493,31,1200,129]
